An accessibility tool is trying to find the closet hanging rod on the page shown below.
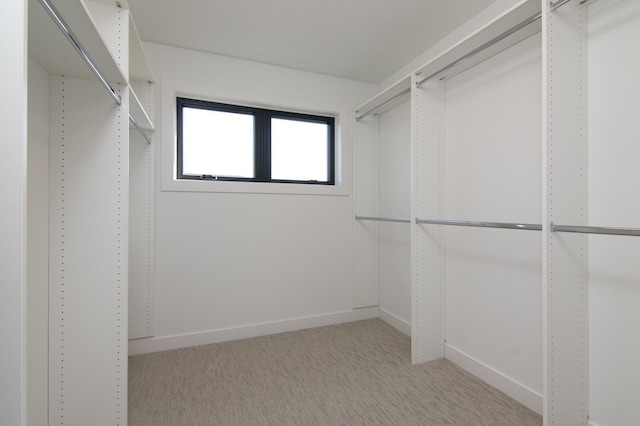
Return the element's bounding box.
[549,0,573,12]
[416,218,542,231]
[355,87,412,122]
[129,115,152,144]
[550,223,640,237]
[355,215,412,224]
[38,0,122,105]
[416,11,542,88]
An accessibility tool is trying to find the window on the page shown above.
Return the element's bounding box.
[177,97,335,185]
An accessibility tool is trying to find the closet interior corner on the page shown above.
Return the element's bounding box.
[17,0,640,424]
[353,0,640,423]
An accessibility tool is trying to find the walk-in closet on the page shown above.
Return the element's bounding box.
[3,0,638,424]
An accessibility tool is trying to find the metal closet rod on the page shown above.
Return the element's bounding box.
[355,215,412,224]
[39,0,122,106]
[416,10,542,88]
[356,87,411,122]
[129,115,152,144]
[356,9,544,121]
[549,0,573,12]
[416,218,542,231]
[551,223,640,237]
[40,0,153,144]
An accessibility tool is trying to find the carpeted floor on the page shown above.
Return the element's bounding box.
[128,319,542,425]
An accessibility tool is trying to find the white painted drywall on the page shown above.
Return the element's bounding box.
[132,43,377,352]
[378,100,411,332]
[0,1,26,424]
[588,1,640,424]
[443,35,543,402]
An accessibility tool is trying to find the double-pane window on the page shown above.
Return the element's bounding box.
[177,97,335,185]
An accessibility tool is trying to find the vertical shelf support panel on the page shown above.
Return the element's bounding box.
[129,81,155,339]
[410,76,446,364]
[353,115,380,308]
[542,0,589,423]
[49,76,129,426]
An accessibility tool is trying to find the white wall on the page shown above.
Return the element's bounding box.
[130,43,377,353]
[0,1,26,424]
[443,35,542,411]
[378,101,411,333]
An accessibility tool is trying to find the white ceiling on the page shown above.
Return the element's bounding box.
[128,0,497,84]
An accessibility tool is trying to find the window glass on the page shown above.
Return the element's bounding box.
[271,118,329,182]
[181,107,254,178]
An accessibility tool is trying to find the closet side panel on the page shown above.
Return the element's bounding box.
[353,116,380,308]
[27,57,50,426]
[588,1,640,425]
[378,102,411,331]
[443,35,543,412]
[49,76,128,426]
[129,81,155,340]
[411,77,446,363]
[542,1,589,423]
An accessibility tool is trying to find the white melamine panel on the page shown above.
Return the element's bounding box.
[444,34,542,408]
[129,129,154,339]
[83,0,129,77]
[354,115,380,308]
[378,101,411,330]
[129,80,155,340]
[49,76,128,425]
[27,57,50,426]
[411,76,446,364]
[543,1,589,423]
[588,1,640,424]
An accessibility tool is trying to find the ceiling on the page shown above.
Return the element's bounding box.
[128,0,497,84]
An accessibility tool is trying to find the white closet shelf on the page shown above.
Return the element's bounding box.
[355,0,541,121]
[128,8,154,83]
[28,0,127,85]
[129,86,154,131]
[415,0,541,84]
[355,76,411,120]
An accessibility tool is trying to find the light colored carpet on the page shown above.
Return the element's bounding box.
[129,319,542,425]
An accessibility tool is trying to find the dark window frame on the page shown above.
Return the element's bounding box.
[177,97,336,185]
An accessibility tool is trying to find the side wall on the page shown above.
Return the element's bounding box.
[378,101,411,334]
[130,43,378,354]
[0,1,27,424]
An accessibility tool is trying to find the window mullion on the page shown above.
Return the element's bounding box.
[254,111,271,182]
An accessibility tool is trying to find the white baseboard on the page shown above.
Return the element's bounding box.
[378,308,411,336]
[445,343,543,416]
[128,307,379,355]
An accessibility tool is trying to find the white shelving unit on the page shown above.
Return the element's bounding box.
[354,0,640,424]
[25,0,155,423]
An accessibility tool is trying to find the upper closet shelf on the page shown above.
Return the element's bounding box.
[414,0,541,85]
[355,76,411,121]
[129,11,154,83]
[355,0,541,121]
[129,86,154,132]
[29,0,127,85]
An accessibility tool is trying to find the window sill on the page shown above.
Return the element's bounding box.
[162,178,349,196]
